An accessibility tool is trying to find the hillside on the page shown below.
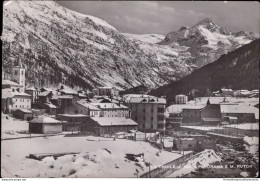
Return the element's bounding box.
[122,33,165,44]
[2,1,258,91]
[2,0,194,90]
[150,39,260,104]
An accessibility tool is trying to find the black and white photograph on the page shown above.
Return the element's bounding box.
[1,0,259,179]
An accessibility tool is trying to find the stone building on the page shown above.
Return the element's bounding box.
[129,96,166,132]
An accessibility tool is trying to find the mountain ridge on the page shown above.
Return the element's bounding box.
[2,1,258,91]
[150,39,260,105]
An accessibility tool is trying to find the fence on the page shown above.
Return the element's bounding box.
[140,151,194,178]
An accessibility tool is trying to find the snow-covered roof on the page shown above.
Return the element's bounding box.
[129,97,166,104]
[90,103,129,109]
[166,104,205,114]
[58,95,73,99]
[76,101,101,111]
[2,80,22,87]
[13,91,31,97]
[30,116,62,124]
[57,114,89,118]
[38,91,52,97]
[2,89,15,99]
[220,104,259,119]
[202,118,222,122]
[16,109,32,113]
[91,117,137,126]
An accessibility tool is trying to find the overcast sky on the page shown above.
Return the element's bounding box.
[58,1,260,35]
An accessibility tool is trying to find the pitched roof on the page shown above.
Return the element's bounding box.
[30,116,62,124]
[76,101,101,111]
[91,117,138,126]
[13,91,31,97]
[129,97,166,104]
[57,114,89,118]
[166,104,205,114]
[16,109,32,113]
[2,80,22,87]
[38,91,52,97]
[58,95,73,99]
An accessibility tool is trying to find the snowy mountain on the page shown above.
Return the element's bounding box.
[159,18,259,67]
[2,0,194,90]
[2,1,258,90]
[150,39,260,104]
[122,33,165,44]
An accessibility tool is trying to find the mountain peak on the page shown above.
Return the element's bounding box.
[196,18,218,28]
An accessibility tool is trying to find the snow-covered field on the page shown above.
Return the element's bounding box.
[1,135,191,178]
[1,114,29,139]
[225,123,259,130]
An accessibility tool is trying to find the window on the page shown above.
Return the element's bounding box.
[14,70,18,75]
[151,116,153,121]
[21,70,23,75]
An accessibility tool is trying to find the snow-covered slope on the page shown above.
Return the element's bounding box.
[2,0,194,90]
[168,149,222,177]
[123,33,165,44]
[159,18,259,67]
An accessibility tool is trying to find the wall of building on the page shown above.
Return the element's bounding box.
[175,95,188,104]
[101,109,129,117]
[201,104,221,119]
[182,109,201,124]
[221,113,256,123]
[42,124,63,134]
[99,125,137,136]
[11,67,25,92]
[9,96,31,112]
[131,103,166,131]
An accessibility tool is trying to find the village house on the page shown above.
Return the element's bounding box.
[2,80,23,93]
[129,96,166,132]
[64,100,101,117]
[25,87,37,105]
[220,88,234,97]
[56,114,90,132]
[175,94,188,104]
[94,86,121,97]
[37,91,53,108]
[43,102,59,115]
[13,109,33,121]
[1,88,14,113]
[166,104,204,129]
[200,100,223,125]
[220,104,259,123]
[90,102,130,117]
[83,117,138,136]
[182,106,205,126]
[8,91,32,113]
[29,116,63,134]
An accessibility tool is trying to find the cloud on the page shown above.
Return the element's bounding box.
[58,1,260,35]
